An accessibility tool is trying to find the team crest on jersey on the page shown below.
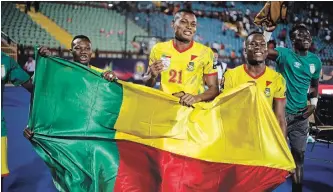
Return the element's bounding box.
[264,88,271,97]
[309,64,315,74]
[1,64,6,79]
[187,62,195,71]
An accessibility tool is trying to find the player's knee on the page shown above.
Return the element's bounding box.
[291,148,305,165]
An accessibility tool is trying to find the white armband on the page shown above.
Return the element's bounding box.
[263,31,272,43]
[310,97,318,107]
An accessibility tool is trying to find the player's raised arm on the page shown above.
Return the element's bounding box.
[263,26,279,61]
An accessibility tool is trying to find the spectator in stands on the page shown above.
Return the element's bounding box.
[278,28,287,42]
[312,11,320,36]
[230,49,237,68]
[324,30,331,43]
[24,56,35,77]
[184,2,192,10]
[211,48,227,90]
[309,42,317,53]
[144,9,219,107]
[321,70,333,85]
[25,1,40,13]
[212,41,220,50]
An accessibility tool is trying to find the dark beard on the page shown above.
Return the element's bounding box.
[294,41,309,52]
[175,35,190,43]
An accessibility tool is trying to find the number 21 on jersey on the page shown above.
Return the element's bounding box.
[168,69,182,84]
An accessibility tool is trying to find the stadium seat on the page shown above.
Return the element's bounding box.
[1,2,62,48]
[39,2,148,51]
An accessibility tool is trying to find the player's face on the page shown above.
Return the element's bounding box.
[71,38,92,65]
[246,34,268,65]
[172,12,197,43]
[213,52,218,63]
[292,29,312,51]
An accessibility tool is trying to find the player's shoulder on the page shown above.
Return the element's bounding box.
[225,64,244,76]
[266,66,281,76]
[193,41,212,53]
[1,51,9,59]
[151,40,173,51]
[275,47,291,54]
[307,51,322,65]
[266,67,285,83]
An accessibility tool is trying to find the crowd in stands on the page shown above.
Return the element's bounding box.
[108,1,332,66]
[2,1,333,67]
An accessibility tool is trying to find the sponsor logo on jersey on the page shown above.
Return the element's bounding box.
[294,62,301,68]
[309,64,315,74]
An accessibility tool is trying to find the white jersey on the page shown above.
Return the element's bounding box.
[217,62,227,80]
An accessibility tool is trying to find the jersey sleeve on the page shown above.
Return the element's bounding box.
[312,57,322,80]
[149,44,158,66]
[203,48,218,75]
[274,47,289,66]
[9,56,30,86]
[273,74,287,100]
[222,70,233,91]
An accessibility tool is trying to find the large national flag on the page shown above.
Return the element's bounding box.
[27,55,295,192]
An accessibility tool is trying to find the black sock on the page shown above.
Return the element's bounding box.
[292,183,302,192]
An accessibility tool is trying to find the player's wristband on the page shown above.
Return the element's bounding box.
[263,31,272,43]
[310,97,318,107]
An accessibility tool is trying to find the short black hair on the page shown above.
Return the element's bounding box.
[71,35,91,44]
[211,48,218,53]
[289,23,309,39]
[173,9,196,21]
[245,31,264,42]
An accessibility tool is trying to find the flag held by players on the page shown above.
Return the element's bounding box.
[28,56,295,192]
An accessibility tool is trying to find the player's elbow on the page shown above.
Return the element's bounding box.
[212,86,219,97]
[208,85,220,99]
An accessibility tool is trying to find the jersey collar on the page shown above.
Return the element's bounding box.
[243,64,266,79]
[172,40,194,53]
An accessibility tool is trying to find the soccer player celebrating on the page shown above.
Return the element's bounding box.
[1,51,34,187]
[265,24,322,192]
[223,32,287,138]
[38,35,116,81]
[24,35,117,139]
[144,9,219,106]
